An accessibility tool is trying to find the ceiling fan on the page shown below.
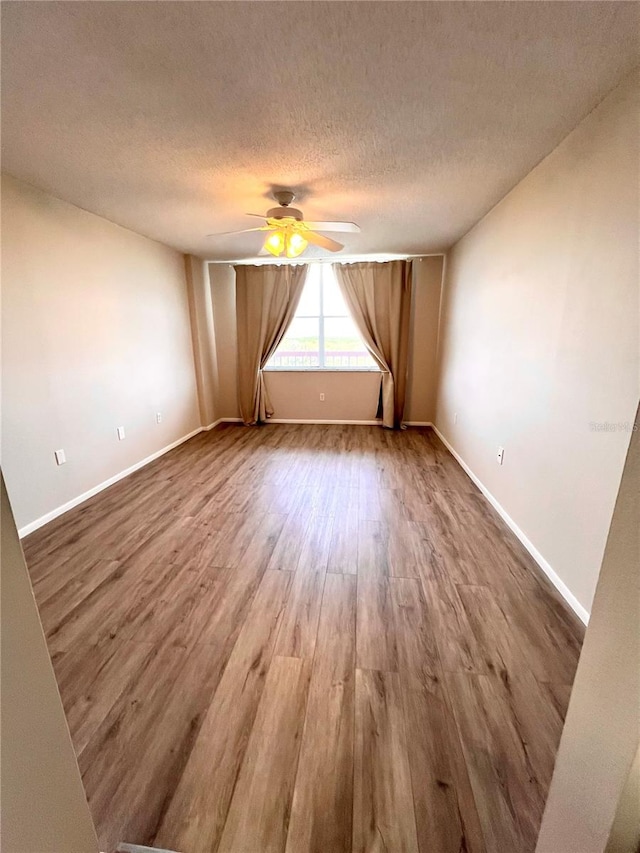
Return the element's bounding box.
[207,190,361,258]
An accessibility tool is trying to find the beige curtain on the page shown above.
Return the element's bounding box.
[235,263,308,424]
[334,260,412,429]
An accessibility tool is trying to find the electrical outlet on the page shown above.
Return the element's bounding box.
[54,449,66,466]
[497,446,505,465]
[319,393,325,401]
[156,412,162,424]
[117,426,126,441]
[454,412,458,424]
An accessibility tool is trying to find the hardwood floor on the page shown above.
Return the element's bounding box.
[22,424,585,853]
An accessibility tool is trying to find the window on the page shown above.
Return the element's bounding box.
[266,265,378,371]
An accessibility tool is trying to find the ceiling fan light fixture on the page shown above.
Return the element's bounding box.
[209,189,356,256]
[263,230,285,256]
[285,231,308,258]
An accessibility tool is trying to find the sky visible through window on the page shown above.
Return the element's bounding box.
[267,265,378,370]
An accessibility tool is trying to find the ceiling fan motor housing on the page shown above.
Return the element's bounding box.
[266,206,304,221]
[267,190,303,221]
[273,190,296,205]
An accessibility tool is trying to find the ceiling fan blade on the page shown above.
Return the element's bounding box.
[206,226,271,237]
[245,213,270,219]
[304,231,344,252]
[303,220,360,233]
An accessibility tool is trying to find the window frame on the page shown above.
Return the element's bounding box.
[264,265,379,373]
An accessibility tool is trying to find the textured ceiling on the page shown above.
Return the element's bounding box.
[2,1,638,260]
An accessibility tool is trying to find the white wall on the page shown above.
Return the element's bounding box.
[1,175,201,531]
[1,475,99,852]
[536,405,639,853]
[266,370,382,422]
[207,256,444,424]
[435,71,639,615]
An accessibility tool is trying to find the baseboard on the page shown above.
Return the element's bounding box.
[203,417,243,429]
[266,419,432,427]
[204,417,434,428]
[432,425,590,625]
[18,426,204,539]
[267,418,383,425]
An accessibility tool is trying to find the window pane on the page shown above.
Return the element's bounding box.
[322,268,349,316]
[267,316,320,368]
[267,264,378,370]
[296,265,321,315]
[324,316,378,369]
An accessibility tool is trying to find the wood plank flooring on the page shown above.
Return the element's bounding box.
[22,424,585,853]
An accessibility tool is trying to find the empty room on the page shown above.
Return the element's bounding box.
[1,3,639,853]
